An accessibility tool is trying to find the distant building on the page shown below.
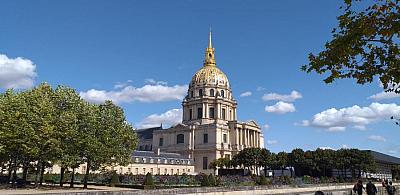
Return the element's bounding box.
[48,149,195,175]
[331,150,400,180]
[136,31,264,174]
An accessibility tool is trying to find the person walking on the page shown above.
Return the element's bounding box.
[353,180,365,195]
[366,180,377,195]
[386,181,396,195]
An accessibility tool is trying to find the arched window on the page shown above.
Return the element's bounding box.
[210,89,214,97]
[199,89,203,96]
[221,90,225,98]
[177,134,184,144]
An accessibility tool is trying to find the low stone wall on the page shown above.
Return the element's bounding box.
[4,183,399,195]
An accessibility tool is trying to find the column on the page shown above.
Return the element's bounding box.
[236,129,239,146]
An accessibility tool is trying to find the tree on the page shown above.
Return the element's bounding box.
[277,152,288,176]
[80,101,137,189]
[52,86,83,187]
[302,0,400,93]
[288,148,305,177]
[260,148,272,176]
[143,172,154,186]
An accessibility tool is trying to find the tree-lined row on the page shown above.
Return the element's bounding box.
[0,83,138,188]
[210,148,376,179]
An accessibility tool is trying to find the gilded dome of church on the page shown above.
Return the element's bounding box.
[191,66,229,87]
[190,31,230,87]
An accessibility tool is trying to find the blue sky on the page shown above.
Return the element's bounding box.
[1,0,399,156]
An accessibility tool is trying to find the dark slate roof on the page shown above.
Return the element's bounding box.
[135,125,163,140]
[132,150,187,159]
[365,150,400,165]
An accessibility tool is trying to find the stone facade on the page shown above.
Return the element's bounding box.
[137,32,264,174]
[48,150,195,175]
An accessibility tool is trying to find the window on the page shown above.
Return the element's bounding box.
[128,168,131,173]
[210,89,214,97]
[191,91,193,98]
[221,90,225,98]
[203,157,208,170]
[203,133,208,143]
[197,107,203,119]
[139,145,144,150]
[189,109,192,120]
[199,89,203,96]
[171,169,174,174]
[143,168,146,174]
[223,134,227,143]
[209,107,214,119]
[222,108,226,120]
[159,138,164,146]
[145,145,149,151]
[177,134,184,144]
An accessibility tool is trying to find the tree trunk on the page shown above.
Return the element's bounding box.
[22,161,29,181]
[59,167,65,187]
[83,160,91,189]
[70,168,75,188]
[289,167,293,177]
[39,163,45,185]
[7,160,12,184]
[264,166,267,176]
[11,156,18,188]
[34,161,42,188]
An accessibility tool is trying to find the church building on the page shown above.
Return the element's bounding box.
[137,32,264,174]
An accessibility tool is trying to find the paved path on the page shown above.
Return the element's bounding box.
[0,185,138,195]
[0,183,398,195]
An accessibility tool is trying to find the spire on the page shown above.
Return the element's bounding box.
[204,29,216,66]
[208,28,212,48]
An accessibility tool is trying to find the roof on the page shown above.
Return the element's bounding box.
[135,126,163,140]
[132,150,188,159]
[365,150,400,165]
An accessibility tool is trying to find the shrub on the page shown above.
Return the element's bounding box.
[208,174,216,186]
[257,176,268,185]
[110,172,120,187]
[201,174,210,187]
[143,173,154,186]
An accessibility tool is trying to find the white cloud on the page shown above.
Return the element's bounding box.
[368,91,400,101]
[114,80,133,89]
[265,101,296,114]
[80,84,188,104]
[145,78,168,85]
[256,87,266,91]
[0,54,37,89]
[137,108,182,129]
[301,103,400,131]
[353,125,367,131]
[318,146,334,150]
[240,91,252,97]
[262,90,302,102]
[267,140,278,145]
[327,126,346,132]
[368,135,386,142]
[341,144,349,149]
[263,124,270,130]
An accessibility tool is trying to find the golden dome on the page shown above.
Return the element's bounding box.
[191,65,229,87]
[190,30,230,87]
